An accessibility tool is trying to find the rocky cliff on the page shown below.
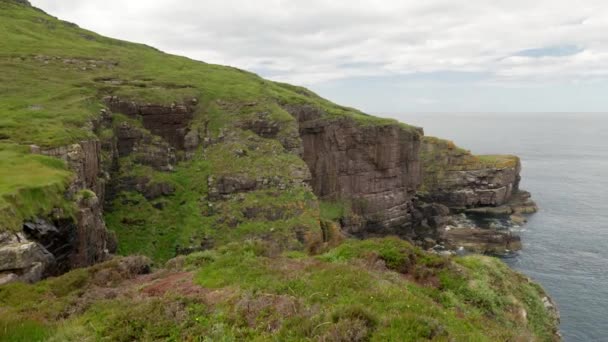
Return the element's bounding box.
[0,141,112,284]
[287,105,422,237]
[418,136,537,254]
[420,136,521,208]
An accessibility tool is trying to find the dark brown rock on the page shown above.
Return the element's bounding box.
[286,105,422,236]
[103,96,196,149]
[142,182,175,200]
[71,194,110,268]
[240,112,281,139]
[40,140,103,196]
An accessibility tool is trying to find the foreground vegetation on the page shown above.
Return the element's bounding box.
[0,238,558,341]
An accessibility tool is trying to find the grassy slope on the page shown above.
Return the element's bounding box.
[0,238,557,341]
[0,2,558,340]
[0,144,73,231]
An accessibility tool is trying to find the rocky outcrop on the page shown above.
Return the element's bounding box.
[114,121,177,171]
[286,105,422,236]
[0,232,53,285]
[420,137,521,209]
[71,193,112,268]
[442,227,522,255]
[427,166,520,208]
[33,140,105,199]
[411,201,451,240]
[37,142,111,268]
[417,137,537,254]
[111,176,175,201]
[103,96,196,150]
[207,171,309,201]
[237,111,302,154]
[0,141,112,284]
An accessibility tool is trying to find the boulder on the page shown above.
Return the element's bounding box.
[0,233,55,284]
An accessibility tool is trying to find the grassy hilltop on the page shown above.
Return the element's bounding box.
[0,1,558,340]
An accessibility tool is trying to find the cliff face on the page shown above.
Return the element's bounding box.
[287,105,422,237]
[420,137,521,209]
[0,141,111,284]
[104,96,196,150]
[417,136,539,254]
[0,101,534,283]
[37,141,111,269]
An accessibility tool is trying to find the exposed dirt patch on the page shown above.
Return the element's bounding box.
[269,257,322,276]
[140,272,206,297]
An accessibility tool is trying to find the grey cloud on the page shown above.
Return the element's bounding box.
[28,0,608,87]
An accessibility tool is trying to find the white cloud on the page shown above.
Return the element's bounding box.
[27,0,608,111]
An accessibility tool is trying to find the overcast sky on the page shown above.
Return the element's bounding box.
[30,0,608,113]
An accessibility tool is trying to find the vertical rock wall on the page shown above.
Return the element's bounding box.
[37,141,111,269]
[287,105,423,236]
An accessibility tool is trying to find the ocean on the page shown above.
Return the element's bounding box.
[392,112,608,341]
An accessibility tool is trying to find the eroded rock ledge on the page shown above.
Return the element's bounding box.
[103,96,197,150]
[419,136,537,255]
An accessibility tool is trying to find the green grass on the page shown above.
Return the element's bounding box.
[105,150,321,262]
[0,144,73,231]
[0,319,51,342]
[319,200,349,222]
[0,239,558,341]
[476,154,520,168]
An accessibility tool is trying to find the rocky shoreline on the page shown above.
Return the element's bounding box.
[427,190,538,256]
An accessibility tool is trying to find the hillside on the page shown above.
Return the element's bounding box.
[0,1,557,340]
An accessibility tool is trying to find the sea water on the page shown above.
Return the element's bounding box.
[393,112,608,341]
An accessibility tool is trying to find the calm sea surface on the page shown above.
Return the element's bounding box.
[391,113,608,341]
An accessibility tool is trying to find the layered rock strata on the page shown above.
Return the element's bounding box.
[419,137,522,209]
[418,137,537,254]
[287,105,422,237]
[103,96,196,149]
